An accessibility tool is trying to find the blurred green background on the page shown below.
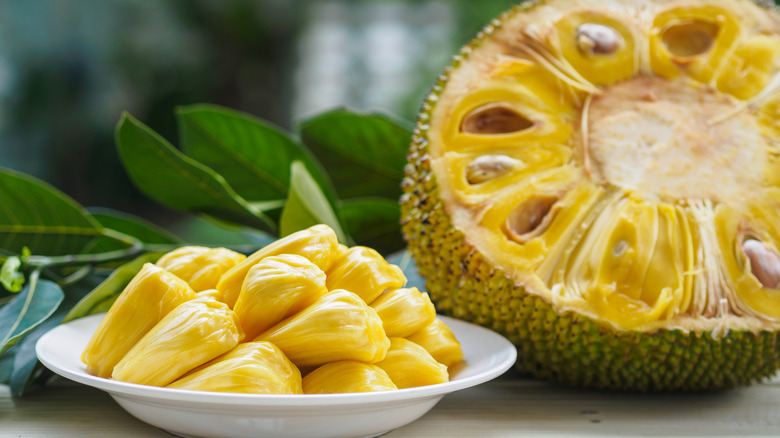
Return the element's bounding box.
[0,0,514,241]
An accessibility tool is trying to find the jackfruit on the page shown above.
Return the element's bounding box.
[400,0,780,390]
[82,263,196,378]
[112,297,244,387]
[156,246,246,292]
[326,246,406,304]
[407,318,464,369]
[374,338,449,389]
[167,342,302,394]
[370,287,436,337]
[302,361,397,394]
[255,289,390,367]
[233,254,328,340]
[217,224,339,308]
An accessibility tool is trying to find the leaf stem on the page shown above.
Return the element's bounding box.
[26,229,143,268]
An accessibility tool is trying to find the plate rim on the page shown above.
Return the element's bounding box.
[36,313,517,408]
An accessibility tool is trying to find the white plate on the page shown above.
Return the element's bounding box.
[36,313,516,438]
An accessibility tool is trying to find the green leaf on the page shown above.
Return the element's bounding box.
[177,104,336,205]
[0,167,104,256]
[298,109,412,200]
[0,274,64,354]
[89,207,182,245]
[1,256,24,292]
[280,161,348,244]
[62,252,162,324]
[338,198,403,254]
[116,113,276,233]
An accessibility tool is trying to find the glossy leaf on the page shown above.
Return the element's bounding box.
[177,104,335,204]
[298,109,411,200]
[0,167,103,256]
[88,207,182,249]
[280,161,348,244]
[0,276,64,355]
[338,198,403,254]
[116,113,275,233]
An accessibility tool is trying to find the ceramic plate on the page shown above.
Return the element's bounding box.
[36,313,516,438]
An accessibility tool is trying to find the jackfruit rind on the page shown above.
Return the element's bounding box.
[167,342,302,394]
[156,246,246,292]
[401,0,780,391]
[255,289,390,367]
[112,297,244,387]
[217,224,338,308]
[302,360,397,394]
[233,254,329,340]
[81,263,196,378]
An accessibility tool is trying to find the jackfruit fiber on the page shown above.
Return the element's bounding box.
[167,341,302,394]
[255,289,390,367]
[400,0,780,390]
[112,296,244,387]
[302,361,397,394]
[81,263,196,378]
[156,246,246,292]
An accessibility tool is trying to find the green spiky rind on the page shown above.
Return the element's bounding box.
[400,1,780,391]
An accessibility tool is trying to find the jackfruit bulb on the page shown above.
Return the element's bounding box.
[374,338,449,389]
[255,289,390,367]
[156,246,246,292]
[401,0,780,390]
[302,361,397,394]
[112,297,244,387]
[167,342,302,394]
[81,263,196,378]
[371,287,436,338]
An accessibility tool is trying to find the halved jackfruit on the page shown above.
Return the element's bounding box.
[81,263,196,378]
[112,297,244,387]
[302,360,397,394]
[401,0,780,390]
[167,341,302,394]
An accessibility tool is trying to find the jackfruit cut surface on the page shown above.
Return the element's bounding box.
[112,296,244,387]
[217,224,339,308]
[156,246,246,292]
[255,289,390,367]
[302,360,397,394]
[167,342,302,394]
[401,0,780,390]
[81,263,196,378]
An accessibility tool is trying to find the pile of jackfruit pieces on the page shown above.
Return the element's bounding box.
[81,224,463,395]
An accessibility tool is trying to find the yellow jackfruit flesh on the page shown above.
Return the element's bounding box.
[82,263,196,378]
[374,338,449,389]
[167,342,302,394]
[255,289,390,367]
[407,318,464,368]
[112,297,244,387]
[326,246,406,304]
[371,287,436,338]
[401,0,780,390]
[302,361,397,394]
[217,224,339,308]
[156,246,246,292]
[233,254,328,340]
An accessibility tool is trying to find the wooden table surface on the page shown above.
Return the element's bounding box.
[4,371,780,438]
